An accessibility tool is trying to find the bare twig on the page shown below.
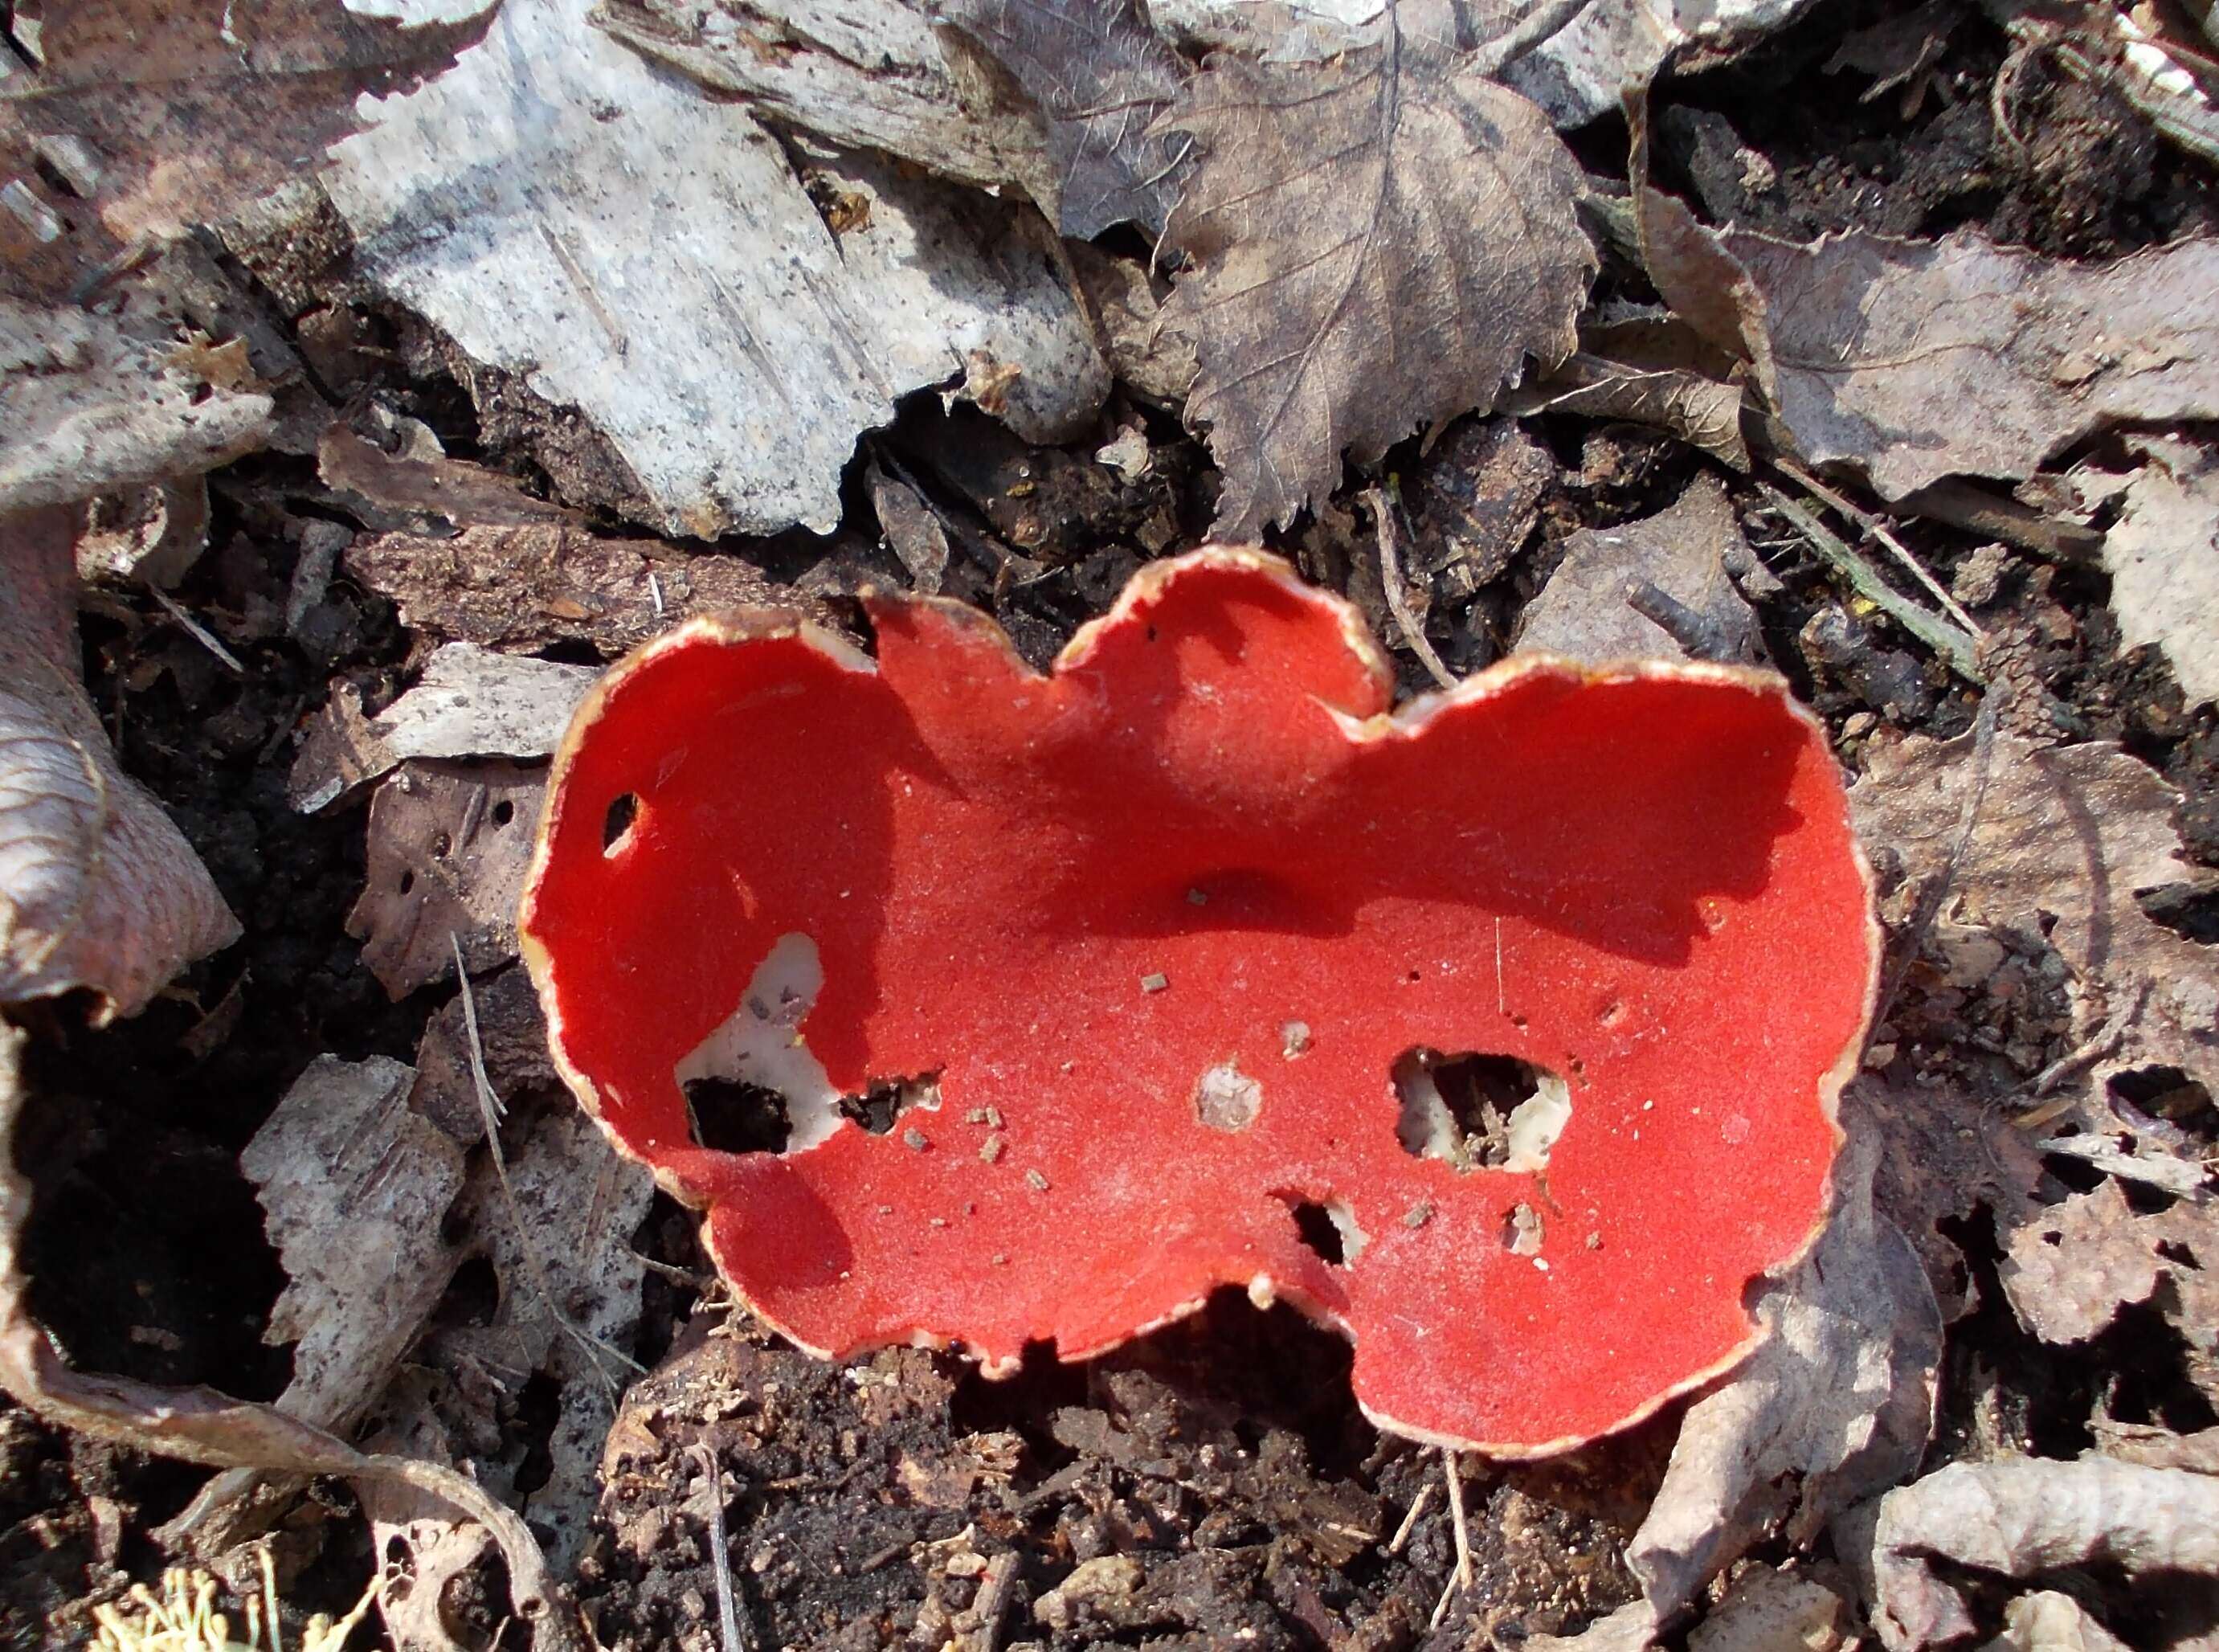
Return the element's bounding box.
[1363,485,1456,689]
[966,1552,1021,1652]
[1624,578,1739,661]
[1769,456,1983,636]
[1763,485,1984,683]
[145,583,245,675]
[1387,1479,1437,1554]
[1468,0,1597,76]
[451,934,645,1393]
[1428,1447,1474,1630]
[694,1442,749,1652]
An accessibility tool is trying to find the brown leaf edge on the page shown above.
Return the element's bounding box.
[0,1020,584,1647]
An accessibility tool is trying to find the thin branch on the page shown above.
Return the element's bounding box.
[1364,485,1457,689]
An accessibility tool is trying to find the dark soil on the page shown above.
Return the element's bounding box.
[8,3,2217,1649]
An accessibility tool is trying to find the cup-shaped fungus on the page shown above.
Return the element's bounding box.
[520,549,1877,1454]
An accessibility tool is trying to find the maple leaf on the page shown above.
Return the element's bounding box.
[1155,34,1593,538]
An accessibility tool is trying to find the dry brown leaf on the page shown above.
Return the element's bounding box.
[73,479,210,591]
[1404,415,1551,596]
[1515,475,1761,663]
[0,297,272,511]
[1066,241,1201,407]
[0,0,493,301]
[2098,436,2219,709]
[345,525,815,660]
[940,0,1194,237]
[1625,1140,1942,1617]
[317,421,580,538]
[1155,41,1592,537]
[0,1022,582,1646]
[0,507,239,1018]
[1679,226,2219,501]
[1688,1568,1849,1652]
[242,1055,466,1430]
[1849,732,2219,1111]
[348,761,546,999]
[2000,1180,2217,1397]
[1871,1457,2219,1651]
[1502,350,1748,471]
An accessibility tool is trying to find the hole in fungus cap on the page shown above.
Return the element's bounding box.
[519,548,1878,1454]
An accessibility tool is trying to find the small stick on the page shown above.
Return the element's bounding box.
[694,1443,750,1652]
[1770,456,1984,636]
[1387,1480,1436,1554]
[1428,1447,1475,1630]
[145,583,245,674]
[967,1552,1020,1652]
[1624,578,1738,661]
[1763,485,1983,682]
[1363,485,1457,689]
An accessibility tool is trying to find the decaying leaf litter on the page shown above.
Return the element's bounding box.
[3,0,2218,1646]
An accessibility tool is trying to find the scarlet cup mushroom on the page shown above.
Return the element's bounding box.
[520,549,1876,1454]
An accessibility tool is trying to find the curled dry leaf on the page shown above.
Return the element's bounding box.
[0,297,272,512]
[0,1023,583,1647]
[2098,436,2219,709]
[939,0,1194,237]
[1624,1138,1942,1617]
[323,0,1106,538]
[1849,731,2219,1111]
[0,0,494,301]
[316,421,579,538]
[348,760,547,998]
[520,550,1877,1454]
[1155,43,1593,537]
[0,507,239,1019]
[1870,1457,2219,1651]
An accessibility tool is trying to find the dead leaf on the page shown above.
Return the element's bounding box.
[940,0,1194,236]
[2000,1180,2217,1394]
[345,525,816,660]
[323,0,1106,537]
[1155,41,1592,536]
[1850,732,2219,1113]
[0,507,239,1018]
[415,1094,653,1571]
[2097,436,2219,709]
[357,1386,497,1652]
[1515,476,1761,663]
[288,644,598,812]
[1870,1457,2219,1651]
[1626,1139,1942,1617]
[73,478,210,591]
[0,297,272,511]
[243,1055,467,1431]
[1066,241,1201,406]
[866,462,954,596]
[1503,350,1749,471]
[348,761,546,998]
[0,0,495,301]
[409,964,559,1146]
[1981,1592,2134,1652]
[0,1022,583,1647]
[1688,1567,1849,1652]
[1690,227,2219,501]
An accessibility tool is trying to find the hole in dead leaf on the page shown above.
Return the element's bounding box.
[2107,1065,2217,1143]
[492,799,516,826]
[603,792,639,853]
[1392,1049,1571,1173]
[686,1076,793,1155]
[839,1072,942,1135]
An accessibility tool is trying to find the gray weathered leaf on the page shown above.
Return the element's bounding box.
[2098,436,2219,709]
[1626,1140,1942,1617]
[0,507,239,1019]
[1871,1458,2219,1651]
[941,0,1193,236]
[1156,43,1592,537]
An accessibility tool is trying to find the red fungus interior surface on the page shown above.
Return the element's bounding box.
[521,550,1876,1453]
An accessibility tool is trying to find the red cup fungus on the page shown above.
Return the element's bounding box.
[519,548,1878,1454]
